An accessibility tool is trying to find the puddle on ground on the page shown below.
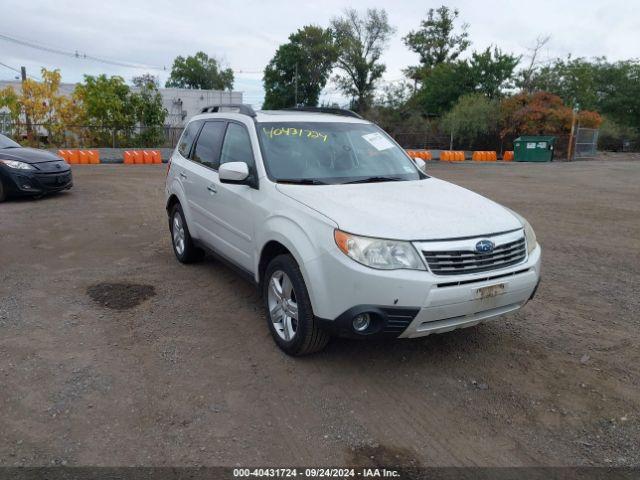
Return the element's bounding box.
[86,282,155,310]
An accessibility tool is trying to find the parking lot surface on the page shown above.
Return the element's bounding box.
[1,160,638,467]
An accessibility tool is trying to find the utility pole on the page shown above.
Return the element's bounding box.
[294,63,298,107]
[567,104,579,161]
[21,66,33,140]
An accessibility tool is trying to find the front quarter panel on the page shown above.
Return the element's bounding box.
[256,186,338,313]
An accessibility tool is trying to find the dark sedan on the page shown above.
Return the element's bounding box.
[0,134,73,202]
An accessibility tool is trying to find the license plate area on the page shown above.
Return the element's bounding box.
[475,283,506,299]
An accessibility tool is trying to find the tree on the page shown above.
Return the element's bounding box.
[74,74,137,145]
[0,85,21,123]
[131,79,167,147]
[403,6,470,82]
[526,57,640,130]
[75,74,135,129]
[262,26,338,109]
[166,52,234,90]
[1,68,81,145]
[442,93,499,147]
[411,61,475,115]
[132,73,159,88]
[518,35,551,93]
[499,91,601,138]
[331,8,395,112]
[470,47,520,98]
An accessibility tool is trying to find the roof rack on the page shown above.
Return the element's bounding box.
[200,104,256,117]
[280,107,363,119]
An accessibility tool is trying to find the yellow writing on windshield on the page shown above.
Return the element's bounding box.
[262,126,328,142]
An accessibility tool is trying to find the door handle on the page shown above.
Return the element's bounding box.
[179,172,187,179]
[207,184,217,194]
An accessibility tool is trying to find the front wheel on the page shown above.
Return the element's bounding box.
[0,179,6,202]
[169,203,203,263]
[263,254,330,356]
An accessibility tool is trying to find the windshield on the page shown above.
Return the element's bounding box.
[257,122,424,184]
[0,134,20,149]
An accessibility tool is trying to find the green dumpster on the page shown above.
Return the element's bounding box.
[513,135,556,162]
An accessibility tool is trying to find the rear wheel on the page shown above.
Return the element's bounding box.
[263,254,330,356]
[0,179,6,202]
[169,203,203,263]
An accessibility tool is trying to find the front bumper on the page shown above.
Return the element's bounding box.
[306,243,541,339]
[1,168,73,196]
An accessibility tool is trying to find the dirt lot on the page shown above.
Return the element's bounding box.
[0,159,638,468]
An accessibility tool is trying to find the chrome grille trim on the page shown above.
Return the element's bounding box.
[417,231,527,276]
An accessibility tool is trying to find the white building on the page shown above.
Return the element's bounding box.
[0,80,243,130]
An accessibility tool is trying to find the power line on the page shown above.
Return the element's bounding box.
[0,59,38,79]
[0,31,264,75]
[0,32,167,71]
[0,60,21,74]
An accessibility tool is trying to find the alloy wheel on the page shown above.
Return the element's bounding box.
[172,212,185,256]
[267,270,298,341]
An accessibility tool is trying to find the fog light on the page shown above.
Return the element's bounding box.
[352,313,371,332]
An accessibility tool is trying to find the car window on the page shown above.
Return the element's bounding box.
[256,122,423,184]
[220,123,254,171]
[0,133,21,149]
[177,120,203,158]
[193,121,227,169]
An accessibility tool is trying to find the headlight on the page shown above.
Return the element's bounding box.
[334,229,426,270]
[0,159,35,170]
[507,209,537,255]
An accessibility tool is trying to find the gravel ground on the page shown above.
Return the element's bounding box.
[0,158,638,467]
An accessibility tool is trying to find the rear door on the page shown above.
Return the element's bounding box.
[171,119,203,221]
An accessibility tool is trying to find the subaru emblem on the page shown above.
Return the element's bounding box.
[475,239,494,253]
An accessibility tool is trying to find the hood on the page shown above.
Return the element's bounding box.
[276,177,522,240]
[0,147,62,164]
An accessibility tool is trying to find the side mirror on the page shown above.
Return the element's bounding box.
[219,161,249,183]
[414,158,427,172]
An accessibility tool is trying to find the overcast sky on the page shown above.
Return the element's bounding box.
[1,0,639,108]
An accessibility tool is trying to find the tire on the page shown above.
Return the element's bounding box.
[169,203,203,263]
[263,254,330,356]
[0,179,6,203]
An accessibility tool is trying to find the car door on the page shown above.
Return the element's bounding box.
[184,120,227,250]
[172,119,203,209]
[200,122,258,272]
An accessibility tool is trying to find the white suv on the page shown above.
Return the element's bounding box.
[166,105,541,355]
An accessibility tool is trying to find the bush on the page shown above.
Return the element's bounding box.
[441,93,499,148]
[598,116,638,152]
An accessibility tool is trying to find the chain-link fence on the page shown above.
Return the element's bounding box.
[572,128,599,159]
[1,123,185,149]
[391,131,575,159]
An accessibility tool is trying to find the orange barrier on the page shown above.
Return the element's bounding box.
[58,149,101,164]
[406,149,433,161]
[123,150,162,165]
[503,150,514,161]
[441,151,464,162]
[472,151,498,162]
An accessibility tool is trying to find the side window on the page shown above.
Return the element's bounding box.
[177,120,202,158]
[220,123,255,171]
[192,121,227,169]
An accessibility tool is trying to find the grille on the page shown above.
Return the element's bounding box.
[422,237,526,276]
[35,173,71,187]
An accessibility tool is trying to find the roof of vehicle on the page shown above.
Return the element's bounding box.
[255,110,370,123]
[191,105,371,124]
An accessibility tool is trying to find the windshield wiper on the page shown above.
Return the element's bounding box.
[277,178,329,185]
[342,175,404,184]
